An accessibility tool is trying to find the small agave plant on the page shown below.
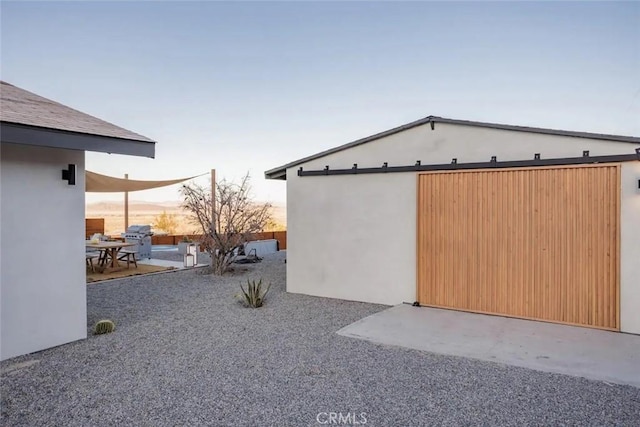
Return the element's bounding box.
[237,278,271,308]
[94,319,116,335]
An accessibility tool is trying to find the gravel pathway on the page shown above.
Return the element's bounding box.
[2,252,639,426]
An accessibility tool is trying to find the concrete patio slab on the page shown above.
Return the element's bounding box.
[337,304,640,388]
[138,258,208,269]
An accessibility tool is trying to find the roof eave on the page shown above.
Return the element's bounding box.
[264,167,287,180]
[0,122,156,158]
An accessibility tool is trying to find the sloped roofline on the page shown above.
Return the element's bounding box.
[0,81,155,158]
[264,115,640,180]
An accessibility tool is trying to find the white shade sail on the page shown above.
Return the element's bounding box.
[85,171,204,193]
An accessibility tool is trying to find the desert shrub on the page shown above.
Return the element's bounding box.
[236,279,271,308]
[153,210,179,235]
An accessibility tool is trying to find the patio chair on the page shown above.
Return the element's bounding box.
[117,248,138,269]
[86,252,100,273]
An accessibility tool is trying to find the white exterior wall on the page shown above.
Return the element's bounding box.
[288,172,417,304]
[620,162,640,334]
[286,122,640,333]
[1,143,87,360]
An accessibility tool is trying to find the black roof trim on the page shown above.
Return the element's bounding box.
[1,122,156,158]
[296,151,640,177]
[264,116,640,180]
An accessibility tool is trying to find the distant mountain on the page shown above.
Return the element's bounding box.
[86,200,287,225]
[86,200,185,213]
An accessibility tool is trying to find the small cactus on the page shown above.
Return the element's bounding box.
[94,319,116,335]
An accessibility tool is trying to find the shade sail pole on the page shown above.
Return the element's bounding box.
[211,169,216,233]
[124,173,129,230]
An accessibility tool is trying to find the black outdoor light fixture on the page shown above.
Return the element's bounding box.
[61,164,76,185]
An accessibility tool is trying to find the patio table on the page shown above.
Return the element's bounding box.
[85,241,136,271]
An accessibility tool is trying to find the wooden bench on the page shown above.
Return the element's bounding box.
[117,249,138,268]
[86,252,100,273]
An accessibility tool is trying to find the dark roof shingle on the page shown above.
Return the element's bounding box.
[0,81,154,143]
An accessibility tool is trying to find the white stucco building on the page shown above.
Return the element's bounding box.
[0,81,155,360]
[266,116,640,334]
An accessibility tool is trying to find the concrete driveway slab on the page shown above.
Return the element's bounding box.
[337,304,640,388]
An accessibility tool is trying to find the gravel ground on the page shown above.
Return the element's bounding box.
[2,252,639,426]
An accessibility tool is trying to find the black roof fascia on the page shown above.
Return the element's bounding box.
[296,151,640,177]
[1,122,156,158]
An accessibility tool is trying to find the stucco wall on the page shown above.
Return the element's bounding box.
[287,172,417,305]
[620,162,640,334]
[286,122,640,332]
[294,122,636,171]
[1,143,87,360]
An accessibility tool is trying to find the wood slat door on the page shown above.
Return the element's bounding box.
[416,164,620,330]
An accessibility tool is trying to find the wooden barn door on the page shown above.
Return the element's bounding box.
[416,164,620,330]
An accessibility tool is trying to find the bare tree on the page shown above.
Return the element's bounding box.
[181,173,272,274]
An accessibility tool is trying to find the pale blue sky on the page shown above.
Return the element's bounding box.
[2,1,639,204]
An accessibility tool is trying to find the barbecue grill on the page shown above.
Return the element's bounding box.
[121,225,153,259]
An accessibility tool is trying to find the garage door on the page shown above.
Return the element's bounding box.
[416,164,620,330]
